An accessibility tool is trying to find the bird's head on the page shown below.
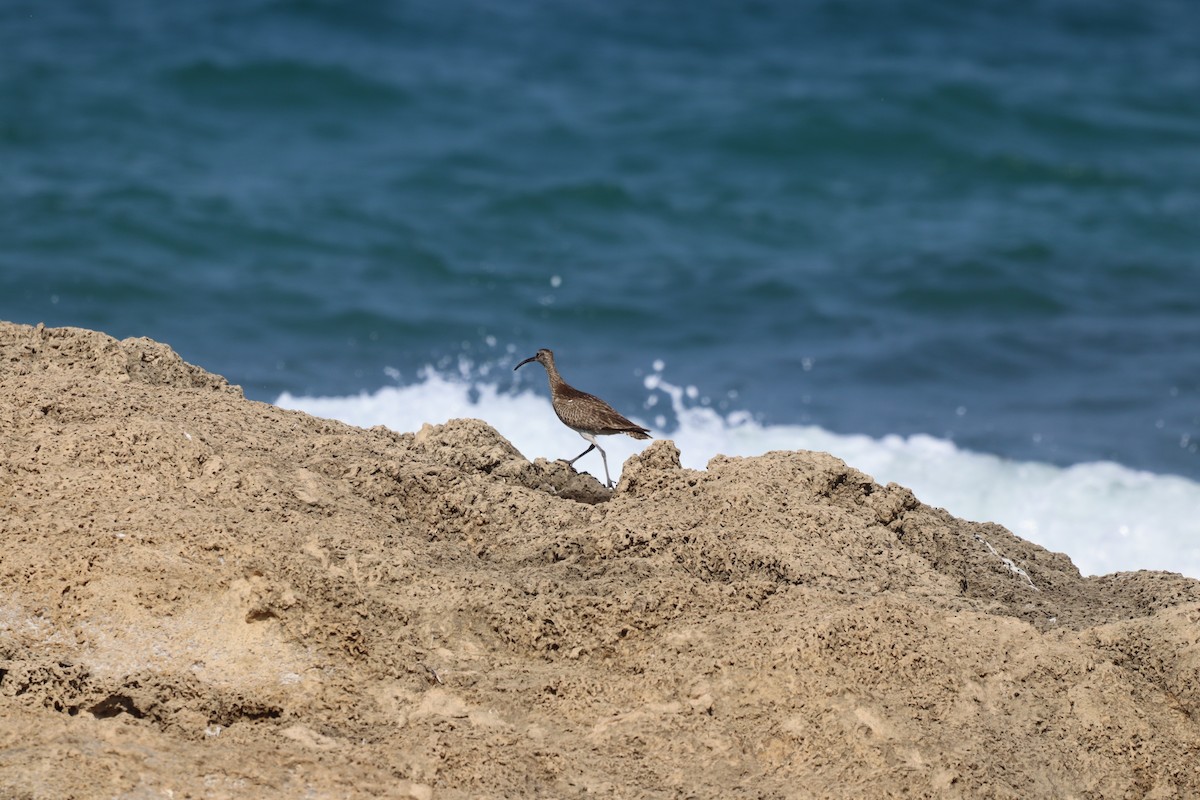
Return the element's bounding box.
[514,348,554,371]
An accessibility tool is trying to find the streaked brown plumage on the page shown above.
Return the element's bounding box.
[514,348,651,488]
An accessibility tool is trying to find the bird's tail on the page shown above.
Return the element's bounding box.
[625,427,652,440]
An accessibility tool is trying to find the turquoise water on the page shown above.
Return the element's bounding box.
[3,0,1199,481]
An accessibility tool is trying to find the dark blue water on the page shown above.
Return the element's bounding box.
[4,0,1199,478]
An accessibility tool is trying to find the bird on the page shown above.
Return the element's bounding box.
[514,348,651,489]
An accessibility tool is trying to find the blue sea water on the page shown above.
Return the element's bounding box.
[3,1,1199,576]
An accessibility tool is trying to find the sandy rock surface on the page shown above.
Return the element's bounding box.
[2,320,1199,799]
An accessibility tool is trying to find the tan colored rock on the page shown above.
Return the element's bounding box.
[1,321,1198,798]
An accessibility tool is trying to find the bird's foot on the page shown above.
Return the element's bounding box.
[551,458,612,489]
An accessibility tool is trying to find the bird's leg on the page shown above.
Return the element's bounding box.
[596,443,612,489]
[566,444,595,466]
[565,433,612,488]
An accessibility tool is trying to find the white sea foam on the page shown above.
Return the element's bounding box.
[276,369,1200,580]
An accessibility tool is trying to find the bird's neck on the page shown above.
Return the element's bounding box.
[543,362,567,392]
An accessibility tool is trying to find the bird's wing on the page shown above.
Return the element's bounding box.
[555,389,646,436]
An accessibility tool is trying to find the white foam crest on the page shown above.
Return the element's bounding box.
[275,367,656,482]
[276,371,1200,580]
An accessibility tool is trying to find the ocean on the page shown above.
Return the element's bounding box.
[3,0,1198,577]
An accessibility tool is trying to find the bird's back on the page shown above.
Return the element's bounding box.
[551,382,651,439]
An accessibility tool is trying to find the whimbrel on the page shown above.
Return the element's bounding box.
[514,348,651,489]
